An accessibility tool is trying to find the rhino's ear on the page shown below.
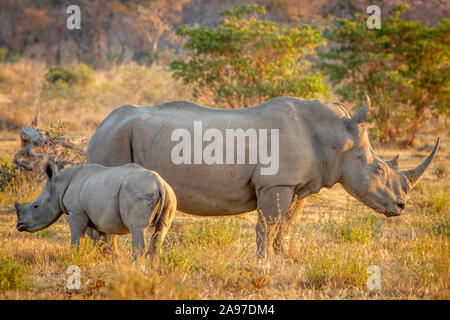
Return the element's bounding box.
[45,161,59,180]
[386,155,399,170]
[347,95,370,130]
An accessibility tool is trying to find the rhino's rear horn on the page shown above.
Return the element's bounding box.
[402,137,440,188]
[386,155,400,170]
[347,95,371,128]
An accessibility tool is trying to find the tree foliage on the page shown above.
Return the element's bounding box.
[171,5,328,108]
[319,5,449,145]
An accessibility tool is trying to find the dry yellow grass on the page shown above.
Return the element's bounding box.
[0,60,448,300]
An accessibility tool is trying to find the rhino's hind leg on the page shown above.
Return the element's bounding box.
[130,227,146,259]
[256,186,294,258]
[273,198,305,255]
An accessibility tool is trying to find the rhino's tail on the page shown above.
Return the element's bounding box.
[150,177,166,228]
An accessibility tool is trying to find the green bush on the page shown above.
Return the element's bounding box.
[0,48,7,63]
[134,50,156,66]
[45,66,77,85]
[319,5,449,144]
[72,63,95,86]
[0,258,25,291]
[0,162,18,192]
[171,5,328,108]
[339,212,380,242]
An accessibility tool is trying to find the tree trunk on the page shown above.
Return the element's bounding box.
[405,103,426,146]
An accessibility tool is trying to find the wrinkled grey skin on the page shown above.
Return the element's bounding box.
[15,162,177,258]
[86,97,439,256]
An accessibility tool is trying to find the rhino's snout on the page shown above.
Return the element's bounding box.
[15,202,28,231]
[383,201,406,217]
[396,202,405,212]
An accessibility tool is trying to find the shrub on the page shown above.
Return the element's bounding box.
[0,162,18,192]
[45,66,77,85]
[171,5,328,108]
[319,5,449,145]
[339,213,380,242]
[0,258,25,291]
[72,63,95,86]
[0,48,8,63]
[134,50,155,66]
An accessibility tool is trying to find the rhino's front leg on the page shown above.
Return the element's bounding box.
[273,198,305,255]
[256,185,294,258]
[68,211,90,251]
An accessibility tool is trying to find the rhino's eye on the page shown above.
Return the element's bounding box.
[33,204,39,209]
[375,165,385,175]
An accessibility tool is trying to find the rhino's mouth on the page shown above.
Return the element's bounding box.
[383,211,401,217]
[357,192,403,217]
[16,223,28,232]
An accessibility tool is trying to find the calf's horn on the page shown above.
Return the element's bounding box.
[402,137,440,188]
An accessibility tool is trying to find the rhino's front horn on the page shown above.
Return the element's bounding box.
[402,137,440,188]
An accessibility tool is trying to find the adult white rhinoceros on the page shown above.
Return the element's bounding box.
[86,97,439,256]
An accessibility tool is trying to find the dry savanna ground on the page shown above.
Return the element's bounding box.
[0,61,448,299]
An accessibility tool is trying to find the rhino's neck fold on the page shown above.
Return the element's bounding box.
[53,166,82,214]
[312,125,348,192]
[320,146,345,190]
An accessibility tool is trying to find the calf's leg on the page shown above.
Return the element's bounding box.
[68,211,90,251]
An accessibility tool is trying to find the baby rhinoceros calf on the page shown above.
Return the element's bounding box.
[14,161,177,258]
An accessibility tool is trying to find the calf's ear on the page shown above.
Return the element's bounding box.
[45,161,59,179]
